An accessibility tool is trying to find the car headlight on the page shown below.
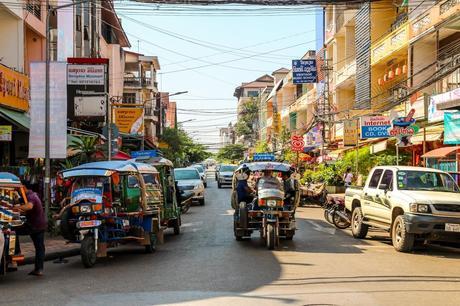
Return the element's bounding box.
[195,183,204,190]
[80,205,91,213]
[410,203,431,213]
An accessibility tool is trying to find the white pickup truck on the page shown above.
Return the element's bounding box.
[345,166,460,252]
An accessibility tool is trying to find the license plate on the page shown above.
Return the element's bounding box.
[77,220,101,229]
[445,223,460,232]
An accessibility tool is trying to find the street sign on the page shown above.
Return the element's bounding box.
[290,135,304,152]
[253,153,275,161]
[114,108,144,135]
[292,59,317,84]
[343,120,358,146]
[388,109,419,147]
[131,150,158,158]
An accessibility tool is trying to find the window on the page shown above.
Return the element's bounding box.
[397,171,460,192]
[123,93,136,104]
[247,90,259,97]
[379,170,393,190]
[128,175,140,188]
[368,169,383,188]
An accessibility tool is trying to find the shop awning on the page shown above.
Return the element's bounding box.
[411,125,444,144]
[422,146,460,158]
[0,107,30,130]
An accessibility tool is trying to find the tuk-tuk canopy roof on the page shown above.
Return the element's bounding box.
[237,162,292,173]
[61,161,158,178]
[133,156,174,167]
[0,172,22,185]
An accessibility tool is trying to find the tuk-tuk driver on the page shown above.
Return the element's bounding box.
[236,167,254,205]
[282,171,297,210]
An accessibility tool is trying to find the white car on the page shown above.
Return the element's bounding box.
[191,164,207,188]
[345,166,460,252]
[216,164,237,188]
[175,168,205,205]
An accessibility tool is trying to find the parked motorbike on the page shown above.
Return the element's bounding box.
[300,182,328,206]
[323,195,351,229]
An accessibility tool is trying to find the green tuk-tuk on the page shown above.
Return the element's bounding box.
[135,157,181,235]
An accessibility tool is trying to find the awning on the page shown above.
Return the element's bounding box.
[411,125,444,144]
[0,107,30,130]
[422,146,460,158]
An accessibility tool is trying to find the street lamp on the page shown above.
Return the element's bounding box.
[44,0,91,218]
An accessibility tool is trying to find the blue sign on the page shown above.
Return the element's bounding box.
[253,153,275,161]
[360,116,391,139]
[292,59,317,84]
[444,112,460,145]
[71,188,103,204]
[131,150,158,158]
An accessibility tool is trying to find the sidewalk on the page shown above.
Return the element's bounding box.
[19,234,80,265]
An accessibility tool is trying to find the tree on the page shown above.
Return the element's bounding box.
[68,136,98,164]
[235,97,259,145]
[255,140,269,153]
[216,144,246,163]
[160,127,211,167]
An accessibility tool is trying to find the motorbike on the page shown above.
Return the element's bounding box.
[300,182,328,206]
[323,195,351,229]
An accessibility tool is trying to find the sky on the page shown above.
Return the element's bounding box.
[115,3,320,151]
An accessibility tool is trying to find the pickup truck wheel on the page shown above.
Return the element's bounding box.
[392,215,415,252]
[351,207,368,239]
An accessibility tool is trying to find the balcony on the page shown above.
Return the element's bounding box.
[124,76,153,88]
[335,60,356,88]
[371,23,409,66]
[410,0,460,40]
[144,107,158,122]
[26,0,41,20]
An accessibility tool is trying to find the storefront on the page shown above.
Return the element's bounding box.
[422,146,460,184]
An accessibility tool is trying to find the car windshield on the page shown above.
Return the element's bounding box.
[397,170,460,192]
[192,165,204,173]
[220,165,237,172]
[175,169,200,180]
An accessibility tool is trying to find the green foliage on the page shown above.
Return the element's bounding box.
[216,144,246,163]
[235,98,259,144]
[255,140,269,153]
[68,136,98,164]
[160,128,211,167]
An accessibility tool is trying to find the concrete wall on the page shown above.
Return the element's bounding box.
[24,26,45,75]
[0,9,24,72]
[411,36,436,95]
[100,39,125,98]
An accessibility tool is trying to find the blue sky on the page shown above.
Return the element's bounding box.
[115,4,320,149]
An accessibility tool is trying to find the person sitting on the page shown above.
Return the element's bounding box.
[282,171,297,210]
[236,168,254,207]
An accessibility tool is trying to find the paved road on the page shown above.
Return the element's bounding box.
[2,174,460,306]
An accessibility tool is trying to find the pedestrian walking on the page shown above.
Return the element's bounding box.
[15,183,47,276]
[343,167,353,188]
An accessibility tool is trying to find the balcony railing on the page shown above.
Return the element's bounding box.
[391,13,408,32]
[124,76,153,88]
[26,0,41,20]
[336,60,356,87]
[371,23,409,66]
[410,0,460,39]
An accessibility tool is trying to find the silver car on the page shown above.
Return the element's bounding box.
[174,168,205,205]
[217,164,237,188]
[191,164,207,188]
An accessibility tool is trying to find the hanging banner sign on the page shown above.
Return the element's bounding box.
[292,59,317,84]
[388,109,419,147]
[360,116,391,139]
[0,125,12,141]
[344,120,358,146]
[67,65,105,85]
[29,62,68,158]
[114,108,144,136]
[444,112,460,145]
[291,135,305,152]
[0,64,30,111]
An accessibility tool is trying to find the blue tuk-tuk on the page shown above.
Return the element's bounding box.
[58,161,161,268]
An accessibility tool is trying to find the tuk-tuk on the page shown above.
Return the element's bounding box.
[0,173,26,276]
[58,161,161,268]
[134,157,181,235]
[232,162,299,250]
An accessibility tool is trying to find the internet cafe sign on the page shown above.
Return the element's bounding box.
[0,64,30,112]
[360,116,391,139]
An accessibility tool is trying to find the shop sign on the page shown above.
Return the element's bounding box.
[370,141,387,154]
[292,59,317,84]
[388,109,419,147]
[344,120,358,146]
[444,112,460,145]
[428,89,460,122]
[114,108,144,135]
[0,125,12,141]
[67,65,105,85]
[290,135,305,152]
[360,116,391,139]
[0,64,30,112]
[131,150,158,158]
[304,125,322,149]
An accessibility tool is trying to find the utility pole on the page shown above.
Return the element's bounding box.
[319,56,333,159]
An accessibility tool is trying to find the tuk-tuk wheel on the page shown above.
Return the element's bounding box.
[266,224,276,250]
[173,217,181,235]
[199,198,205,206]
[145,233,157,253]
[81,236,97,268]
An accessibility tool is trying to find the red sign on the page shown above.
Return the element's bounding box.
[291,135,304,152]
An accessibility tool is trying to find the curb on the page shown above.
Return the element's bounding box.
[22,248,80,266]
